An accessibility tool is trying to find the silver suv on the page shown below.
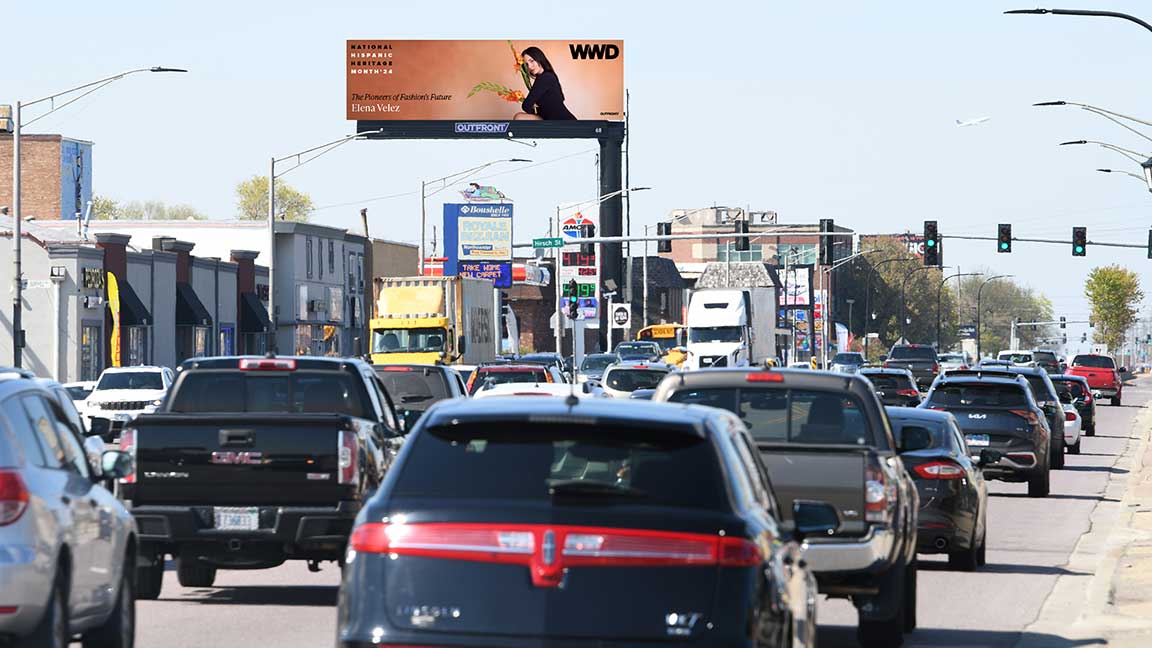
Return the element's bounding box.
[0,375,137,647]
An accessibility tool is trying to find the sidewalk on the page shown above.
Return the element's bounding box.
[1021,378,1152,646]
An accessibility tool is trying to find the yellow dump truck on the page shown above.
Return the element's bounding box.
[370,276,497,365]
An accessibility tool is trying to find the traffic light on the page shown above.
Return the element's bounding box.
[1081,333,1087,343]
[818,218,834,265]
[1072,227,1087,256]
[735,219,750,252]
[580,222,596,256]
[657,221,672,253]
[923,220,939,266]
[1146,229,1151,259]
[997,224,1012,253]
[566,279,579,319]
[1060,316,1066,329]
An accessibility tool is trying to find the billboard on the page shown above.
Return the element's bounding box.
[443,203,513,287]
[347,40,624,122]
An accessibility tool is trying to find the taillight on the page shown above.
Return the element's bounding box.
[912,461,965,480]
[897,389,919,397]
[544,372,553,383]
[1008,409,1041,426]
[932,363,940,373]
[0,470,29,526]
[379,366,413,372]
[882,361,892,368]
[1083,392,1093,404]
[118,428,136,484]
[239,358,296,371]
[466,374,477,393]
[864,464,893,523]
[747,372,784,383]
[959,365,968,370]
[338,430,358,485]
[1065,411,1077,422]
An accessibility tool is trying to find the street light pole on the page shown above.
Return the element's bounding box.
[863,256,913,358]
[937,271,983,349]
[901,266,948,342]
[11,66,187,367]
[1006,8,1152,35]
[976,275,1013,360]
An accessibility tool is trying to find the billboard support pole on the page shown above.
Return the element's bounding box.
[419,180,427,276]
[554,205,563,353]
[598,134,624,351]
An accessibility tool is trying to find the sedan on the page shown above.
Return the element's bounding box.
[1063,403,1082,455]
[829,352,866,374]
[859,368,921,407]
[890,407,991,571]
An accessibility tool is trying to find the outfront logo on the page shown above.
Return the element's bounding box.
[569,43,620,60]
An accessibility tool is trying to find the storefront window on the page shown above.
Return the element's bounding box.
[193,326,210,358]
[127,327,148,366]
[81,324,102,380]
[295,324,315,355]
[242,332,267,356]
[321,325,340,357]
[219,326,235,355]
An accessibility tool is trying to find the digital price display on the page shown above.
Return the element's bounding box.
[562,282,597,298]
[562,251,597,267]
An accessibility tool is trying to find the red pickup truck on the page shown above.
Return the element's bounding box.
[1067,354,1124,406]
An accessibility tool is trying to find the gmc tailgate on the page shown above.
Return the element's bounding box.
[757,443,872,537]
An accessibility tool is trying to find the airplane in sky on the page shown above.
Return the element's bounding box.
[956,116,991,127]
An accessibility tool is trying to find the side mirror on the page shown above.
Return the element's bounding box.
[898,426,933,453]
[1121,367,1129,374]
[879,355,888,363]
[457,335,467,355]
[84,436,106,479]
[398,409,422,435]
[792,500,840,541]
[977,449,1003,466]
[100,450,134,481]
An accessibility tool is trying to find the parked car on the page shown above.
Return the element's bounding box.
[1032,349,1061,374]
[84,366,174,441]
[922,372,1051,497]
[860,368,922,407]
[937,352,972,372]
[888,407,991,571]
[374,364,467,430]
[599,362,673,399]
[613,340,663,362]
[1050,374,1096,436]
[653,368,920,646]
[122,355,403,599]
[338,397,836,647]
[1067,353,1124,406]
[884,344,940,390]
[0,376,138,647]
[577,352,620,384]
[466,363,562,395]
[830,352,867,374]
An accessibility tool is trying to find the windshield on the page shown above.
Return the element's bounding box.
[1033,351,1058,363]
[470,369,547,394]
[372,327,448,354]
[832,353,863,365]
[580,355,618,372]
[604,368,669,392]
[688,327,742,344]
[66,385,93,400]
[391,423,726,509]
[889,420,948,449]
[615,343,657,356]
[889,346,937,361]
[638,328,681,351]
[1052,379,1087,400]
[667,387,874,446]
[96,372,164,391]
[999,352,1033,364]
[1073,355,1115,369]
[927,383,1028,408]
[167,371,368,417]
[376,370,451,410]
[939,354,965,363]
[862,373,912,391]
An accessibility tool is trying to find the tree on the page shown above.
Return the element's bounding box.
[90,195,118,220]
[235,176,313,222]
[167,204,207,220]
[91,195,205,220]
[1085,265,1143,351]
[958,273,1054,357]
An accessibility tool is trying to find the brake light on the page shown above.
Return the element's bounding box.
[118,428,136,484]
[239,358,296,371]
[897,389,919,397]
[933,363,940,373]
[544,372,553,383]
[882,361,892,368]
[0,470,29,526]
[746,372,784,383]
[912,461,965,480]
[1083,392,1093,404]
[1065,411,1077,422]
[338,430,358,485]
[1008,409,1041,426]
[959,365,968,371]
[864,464,893,523]
[379,366,413,372]
[466,373,477,393]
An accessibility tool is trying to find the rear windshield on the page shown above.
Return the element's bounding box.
[616,343,657,356]
[862,373,911,390]
[1020,375,1054,401]
[581,355,618,372]
[832,353,863,364]
[1052,379,1087,400]
[518,355,559,366]
[1033,351,1058,363]
[391,423,727,510]
[889,419,948,450]
[999,352,1033,363]
[167,371,368,417]
[1073,355,1115,369]
[65,385,93,400]
[928,383,1028,408]
[939,354,965,363]
[667,388,875,446]
[470,369,547,394]
[97,372,163,390]
[605,369,669,392]
[376,370,450,410]
[889,346,936,360]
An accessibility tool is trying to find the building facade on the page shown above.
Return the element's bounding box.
[0,134,93,221]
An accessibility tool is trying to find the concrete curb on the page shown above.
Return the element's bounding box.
[1018,380,1152,647]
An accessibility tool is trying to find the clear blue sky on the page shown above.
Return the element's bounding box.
[8,1,1152,352]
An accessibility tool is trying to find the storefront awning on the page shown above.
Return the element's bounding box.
[239,291,272,333]
[176,283,213,326]
[117,280,152,326]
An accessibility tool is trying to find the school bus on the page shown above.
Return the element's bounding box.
[636,324,686,366]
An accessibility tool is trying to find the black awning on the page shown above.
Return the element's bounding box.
[239,291,272,333]
[176,283,213,326]
[117,279,152,326]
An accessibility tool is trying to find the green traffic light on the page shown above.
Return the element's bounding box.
[926,239,935,247]
[1000,242,1008,250]
[1075,246,1084,253]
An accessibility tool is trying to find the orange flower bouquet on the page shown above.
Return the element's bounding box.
[467,41,532,103]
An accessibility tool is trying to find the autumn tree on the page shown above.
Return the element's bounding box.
[957,273,1054,357]
[235,176,313,222]
[91,195,206,220]
[1084,265,1143,351]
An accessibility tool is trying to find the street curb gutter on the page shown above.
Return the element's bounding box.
[1019,381,1152,647]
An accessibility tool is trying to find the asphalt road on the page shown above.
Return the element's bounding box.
[130,380,1150,648]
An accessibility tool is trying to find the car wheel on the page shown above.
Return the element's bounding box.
[948,528,980,572]
[903,557,918,632]
[1028,466,1051,498]
[1051,442,1065,470]
[28,563,69,648]
[82,553,135,648]
[857,561,907,647]
[1085,423,1095,437]
[976,526,987,567]
[1069,439,1082,455]
[176,558,217,588]
[1112,396,1122,407]
[135,551,164,601]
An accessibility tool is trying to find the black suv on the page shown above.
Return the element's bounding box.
[860,368,922,407]
[953,366,1066,470]
[338,397,837,647]
[884,344,940,390]
[923,372,1051,497]
[1051,374,1096,436]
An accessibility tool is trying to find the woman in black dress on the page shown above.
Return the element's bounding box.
[513,46,576,120]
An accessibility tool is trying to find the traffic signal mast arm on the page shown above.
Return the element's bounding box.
[513,231,1148,250]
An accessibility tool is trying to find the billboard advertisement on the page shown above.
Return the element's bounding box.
[443,203,513,287]
[347,40,624,122]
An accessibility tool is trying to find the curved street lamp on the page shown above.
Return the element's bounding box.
[1035,101,1152,148]
[1059,140,1152,192]
[976,275,1013,359]
[1006,8,1152,35]
[937,271,983,350]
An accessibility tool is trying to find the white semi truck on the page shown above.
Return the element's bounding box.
[683,287,778,370]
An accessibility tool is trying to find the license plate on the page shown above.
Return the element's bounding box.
[966,434,990,447]
[214,507,259,531]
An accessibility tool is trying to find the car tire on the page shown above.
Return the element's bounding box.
[948,529,980,572]
[1051,442,1065,470]
[82,553,135,648]
[136,552,164,601]
[903,557,918,632]
[856,561,907,647]
[28,563,69,648]
[176,559,217,588]
[1028,466,1051,498]
[1085,423,1095,437]
[1069,439,1082,455]
[1112,396,1122,407]
[976,526,987,567]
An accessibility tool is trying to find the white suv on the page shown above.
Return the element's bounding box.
[84,366,174,440]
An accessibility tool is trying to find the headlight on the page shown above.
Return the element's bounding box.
[151,399,163,407]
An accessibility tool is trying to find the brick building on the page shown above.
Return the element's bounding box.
[0,134,93,220]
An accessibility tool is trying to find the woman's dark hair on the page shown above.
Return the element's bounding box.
[521,46,556,75]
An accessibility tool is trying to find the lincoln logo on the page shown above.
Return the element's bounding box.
[569,43,620,60]
[210,451,264,465]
